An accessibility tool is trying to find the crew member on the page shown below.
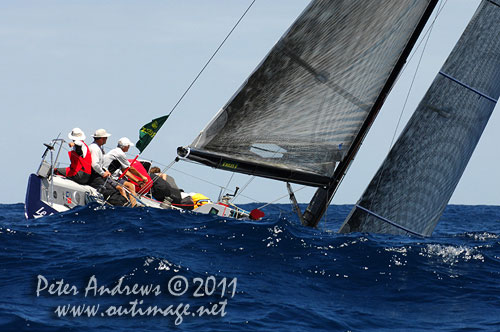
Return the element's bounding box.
[55,128,92,185]
[103,137,148,207]
[87,128,127,206]
[149,166,183,205]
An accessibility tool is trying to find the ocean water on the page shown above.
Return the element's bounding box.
[0,203,499,332]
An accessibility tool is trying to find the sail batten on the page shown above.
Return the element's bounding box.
[181,0,438,189]
[340,0,500,236]
[438,71,498,102]
[355,205,426,237]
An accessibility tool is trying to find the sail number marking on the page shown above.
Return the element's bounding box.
[221,161,238,169]
[35,207,47,218]
[34,207,54,218]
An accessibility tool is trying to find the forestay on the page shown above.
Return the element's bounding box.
[340,0,500,236]
[181,0,436,187]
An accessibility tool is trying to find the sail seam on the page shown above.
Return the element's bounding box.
[278,44,367,110]
[438,71,498,103]
[355,205,426,237]
[486,0,500,8]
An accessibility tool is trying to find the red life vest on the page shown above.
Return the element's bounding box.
[66,142,92,177]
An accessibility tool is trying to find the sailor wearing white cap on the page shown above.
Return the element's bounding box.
[92,128,111,138]
[103,137,148,207]
[54,128,92,184]
[68,127,86,141]
[85,129,130,206]
[66,128,89,166]
[88,129,112,182]
[103,137,136,174]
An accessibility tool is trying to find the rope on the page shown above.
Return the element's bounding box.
[306,1,447,224]
[159,0,257,205]
[165,0,256,119]
[257,186,306,209]
[231,176,254,202]
[219,173,235,201]
[402,0,449,76]
[368,0,444,213]
[136,159,177,196]
[167,164,262,203]
[389,8,436,147]
[119,0,257,198]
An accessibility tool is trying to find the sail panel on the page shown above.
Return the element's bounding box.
[339,1,500,236]
[189,0,435,179]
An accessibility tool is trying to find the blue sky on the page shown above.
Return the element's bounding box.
[2,0,496,206]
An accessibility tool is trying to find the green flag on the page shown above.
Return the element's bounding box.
[136,115,169,153]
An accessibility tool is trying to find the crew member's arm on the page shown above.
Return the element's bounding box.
[121,167,147,186]
[69,140,85,157]
[90,145,110,178]
[128,167,148,183]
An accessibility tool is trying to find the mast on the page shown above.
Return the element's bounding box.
[302,0,438,227]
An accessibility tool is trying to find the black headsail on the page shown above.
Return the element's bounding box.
[178,0,438,224]
[339,0,500,236]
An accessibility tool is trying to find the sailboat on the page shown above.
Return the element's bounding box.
[177,0,500,236]
[25,146,255,220]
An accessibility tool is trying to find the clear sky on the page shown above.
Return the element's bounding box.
[1,0,496,206]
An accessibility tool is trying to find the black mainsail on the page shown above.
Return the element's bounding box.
[178,0,438,224]
[339,0,500,236]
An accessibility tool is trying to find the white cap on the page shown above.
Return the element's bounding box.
[68,128,86,141]
[92,128,111,138]
[117,137,134,147]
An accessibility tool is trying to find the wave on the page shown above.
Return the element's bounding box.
[0,203,499,331]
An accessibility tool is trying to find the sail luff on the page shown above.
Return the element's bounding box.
[302,0,439,227]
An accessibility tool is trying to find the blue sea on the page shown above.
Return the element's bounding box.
[0,203,499,331]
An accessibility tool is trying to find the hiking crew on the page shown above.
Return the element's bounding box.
[54,128,92,185]
[103,137,149,207]
[87,129,128,206]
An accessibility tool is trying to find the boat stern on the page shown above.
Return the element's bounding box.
[25,174,58,219]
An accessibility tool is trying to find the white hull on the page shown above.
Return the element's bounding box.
[25,173,250,220]
[26,138,256,220]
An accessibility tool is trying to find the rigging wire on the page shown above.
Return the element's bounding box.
[259,1,450,222]
[402,0,449,75]
[165,0,256,119]
[133,1,258,202]
[137,159,177,196]
[145,1,447,213]
[312,2,449,227]
[63,2,448,221]
[171,155,301,212]
[367,0,445,215]
[389,2,444,147]
[257,185,306,210]
[167,162,263,202]
[231,176,254,202]
[219,173,235,201]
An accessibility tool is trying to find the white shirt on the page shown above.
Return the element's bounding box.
[103,147,130,173]
[89,141,106,176]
